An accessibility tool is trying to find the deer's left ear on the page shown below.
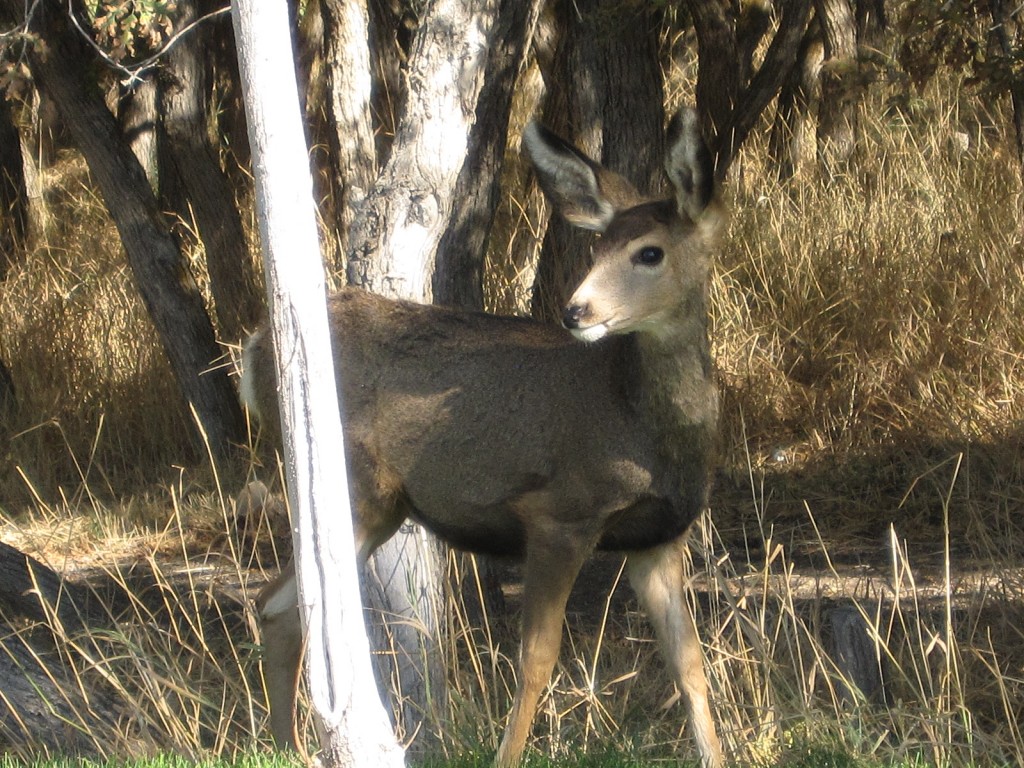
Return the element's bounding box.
[664,108,715,223]
[524,122,614,231]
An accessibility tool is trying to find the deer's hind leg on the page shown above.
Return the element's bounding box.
[626,539,723,768]
[258,459,407,749]
[257,569,303,747]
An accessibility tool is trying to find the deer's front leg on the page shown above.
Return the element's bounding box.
[494,533,590,768]
[627,539,723,768]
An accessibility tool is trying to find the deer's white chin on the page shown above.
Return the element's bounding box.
[570,323,610,343]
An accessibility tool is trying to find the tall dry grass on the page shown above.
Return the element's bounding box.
[0,152,203,508]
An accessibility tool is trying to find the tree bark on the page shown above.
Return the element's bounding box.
[319,0,379,272]
[342,0,500,749]
[0,541,129,756]
[433,0,543,309]
[346,0,499,301]
[855,0,886,44]
[0,0,246,464]
[815,0,859,176]
[684,0,812,180]
[16,100,49,249]
[119,74,159,188]
[232,1,405,765]
[0,356,14,425]
[830,603,886,706]
[0,95,27,278]
[366,0,412,167]
[769,21,824,181]
[5,88,49,252]
[202,1,251,180]
[990,0,1024,195]
[160,0,263,340]
[688,0,741,172]
[531,0,665,322]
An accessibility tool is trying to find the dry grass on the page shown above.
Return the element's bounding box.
[1,44,1024,768]
[0,152,202,507]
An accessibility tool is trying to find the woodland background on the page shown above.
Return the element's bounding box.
[0,0,1023,766]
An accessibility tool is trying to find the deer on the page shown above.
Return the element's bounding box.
[240,107,726,768]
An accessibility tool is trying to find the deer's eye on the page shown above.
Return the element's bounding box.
[633,246,664,266]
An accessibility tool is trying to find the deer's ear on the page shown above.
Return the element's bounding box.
[523,122,616,232]
[664,108,715,223]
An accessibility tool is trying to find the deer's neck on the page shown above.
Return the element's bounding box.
[625,299,718,476]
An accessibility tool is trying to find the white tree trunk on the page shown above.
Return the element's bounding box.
[347,0,499,299]
[231,1,403,765]
[342,0,499,749]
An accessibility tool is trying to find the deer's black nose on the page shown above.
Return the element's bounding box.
[562,304,587,329]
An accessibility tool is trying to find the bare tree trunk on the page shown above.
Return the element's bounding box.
[687,0,740,172]
[433,0,543,309]
[0,0,246,464]
[855,0,886,45]
[319,0,379,272]
[233,2,405,764]
[367,0,412,166]
[769,22,824,181]
[0,355,14,425]
[684,0,812,180]
[203,2,251,179]
[119,75,159,188]
[347,0,499,301]
[160,0,263,339]
[12,89,50,249]
[0,541,130,756]
[341,0,501,750]
[815,0,858,176]
[990,0,1024,197]
[0,94,27,278]
[531,0,665,322]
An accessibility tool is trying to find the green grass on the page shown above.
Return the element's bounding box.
[0,754,302,768]
[0,743,970,768]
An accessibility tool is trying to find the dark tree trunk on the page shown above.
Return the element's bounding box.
[0,356,14,422]
[0,540,130,755]
[0,95,27,279]
[815,0,858,176]
[769,22,824,181]
[203,1,250,179]
[0,0,246,464]
[0,541,105,633]
[119,74,159,188]
[160,0,263,339]
[830,603,887,706]
[684,0,812,180]
[531,0,665,322]
[368,0,413,166]
[855,0,886,44]
[688,0,740,173]
[0,630,125,756]
[433,0,543,309]
[990,0,1024,198]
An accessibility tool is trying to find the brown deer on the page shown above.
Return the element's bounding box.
[241,108,725,768]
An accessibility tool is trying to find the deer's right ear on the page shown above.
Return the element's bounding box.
[664,108,715,223]
[523,122,615,232]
